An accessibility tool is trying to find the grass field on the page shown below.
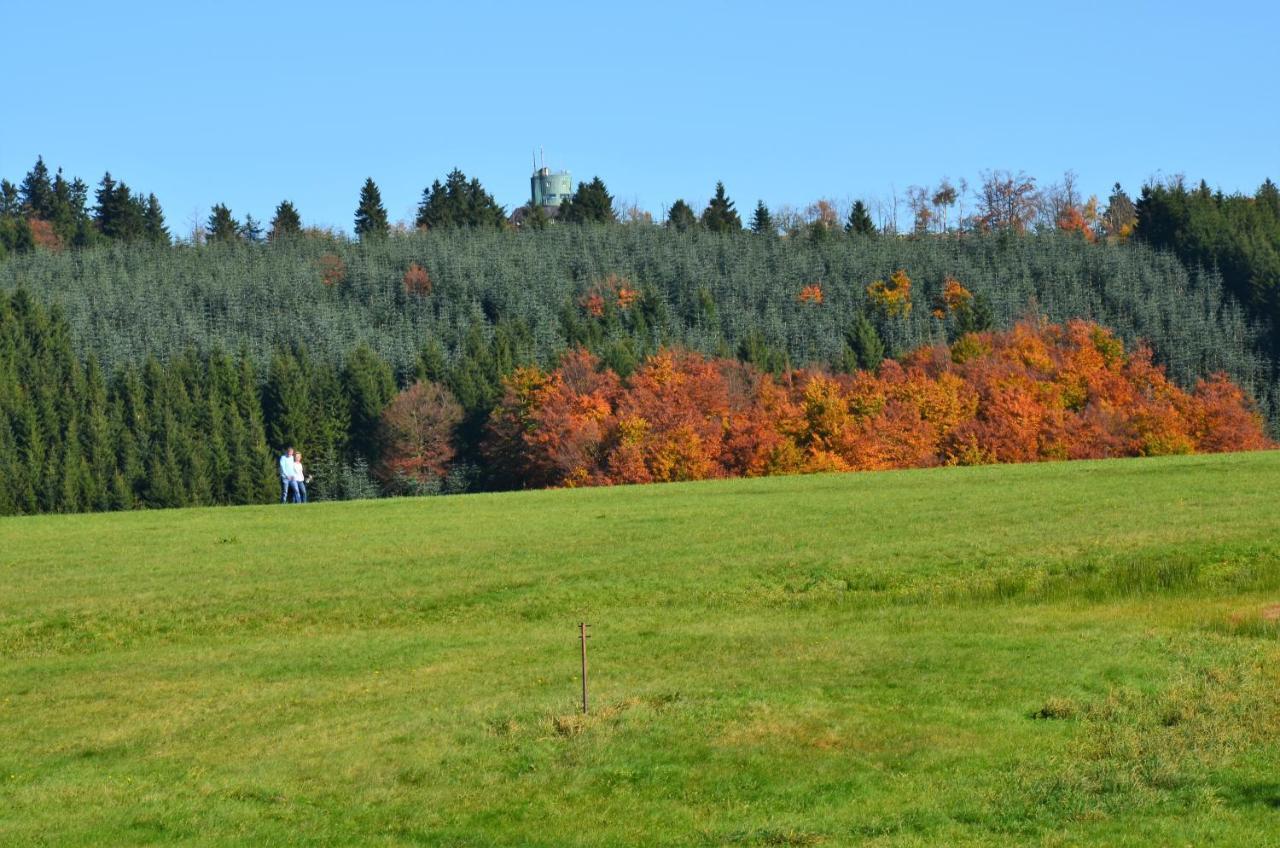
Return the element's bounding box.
[3,453,1280,846]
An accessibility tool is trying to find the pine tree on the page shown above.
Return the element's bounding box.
[846,200,876,235]
[666,199,697,232]
[80,357,115,511]
[343,344,396,464]
[269,200,302,240]
[560,177,616,224]
[750,200,774,235]
[94,175,146,242]
[234,352,275,503]
[207,204,241,243]
[845,314,885,370]
[143,194,170,245]
[520,202,549,231]
[19,156,55,220]
[354,177,389,239]
[239,214,264,243]
[416,169,505,229]
[700,182,742,232]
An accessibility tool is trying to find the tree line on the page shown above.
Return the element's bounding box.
[3,156,1275,355]
[1,288,1267,516]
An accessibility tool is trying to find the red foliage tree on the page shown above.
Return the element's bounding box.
[376,380,463,486]
[402,262,432,296]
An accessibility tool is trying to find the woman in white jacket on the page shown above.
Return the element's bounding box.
[293,451,309,503]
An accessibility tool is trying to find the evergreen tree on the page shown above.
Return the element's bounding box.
[93,175,146,242]
[143,194,170,245]
[343,344,396,464]
[269,200,302,240]
[750,200,774,235]
[520,202,549,231]
[700,182,741,232]
[416,169,505,229]
[80,357,114,511]
[0,180,17,216]
[19,156,55,220]
[239,214,264,243]
[844,314,885,370]
[207,204,241,243]
[846,200,876,235]
[354,177,389,239]
[559,177,616,224]
[666,199,697,232]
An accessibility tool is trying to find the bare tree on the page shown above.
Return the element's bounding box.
[906,185,933,236]
[974,170,1038,233]
[1036,170,1080,231]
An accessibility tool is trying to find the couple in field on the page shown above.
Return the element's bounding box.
[278,448,311,503]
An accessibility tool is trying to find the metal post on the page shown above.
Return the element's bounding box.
[579,622,590,714]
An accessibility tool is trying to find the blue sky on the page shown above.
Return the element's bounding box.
[5,1,1277,236]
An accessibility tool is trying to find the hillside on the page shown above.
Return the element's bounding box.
[0,229,1266,403]
[4,452,1280,845]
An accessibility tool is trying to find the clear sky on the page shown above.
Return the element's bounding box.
[5,0,1277,236]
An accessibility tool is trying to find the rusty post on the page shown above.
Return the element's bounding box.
[579,622,590,714]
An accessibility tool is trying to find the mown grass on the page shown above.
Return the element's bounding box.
[2,452,1280,846]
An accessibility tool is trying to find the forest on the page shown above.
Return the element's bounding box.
[0,158,1277,514]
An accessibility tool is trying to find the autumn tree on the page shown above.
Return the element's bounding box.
[931,180,958,232]
[1102,183,1136,242]
[376,380,463,488]
[974,169,1038,233]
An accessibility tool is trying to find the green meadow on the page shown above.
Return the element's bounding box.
[3,452,1280,846]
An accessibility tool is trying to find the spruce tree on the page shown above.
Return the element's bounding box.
[239,214,264,243]
[700,182,742,232]
[207,204,241,243]
[143,194,170,245]
[269,200,302,240]
[846,200,876,235]
[343,344,396,464]
[750,200,774,235]
[845,314,885,370]
[666,199,697,232]
[354,178,389,239]
[80,357,114,511]
[19,156,55,220]
[560,177,616,224]
[520,202,549,230]
[416,169,505,229]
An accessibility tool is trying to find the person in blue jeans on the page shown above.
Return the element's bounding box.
[279,448,300,503]
[293,450,309,503]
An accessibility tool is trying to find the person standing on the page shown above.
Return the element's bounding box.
[293,450,309,504]
[279,448,298,504]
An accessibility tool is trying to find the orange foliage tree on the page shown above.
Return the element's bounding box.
[317,253,347,287]
[402,262,432,296]
[867,269,912,317]
[484,321,1272,490]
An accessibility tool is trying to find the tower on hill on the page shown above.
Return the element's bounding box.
[530,149,571,210]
